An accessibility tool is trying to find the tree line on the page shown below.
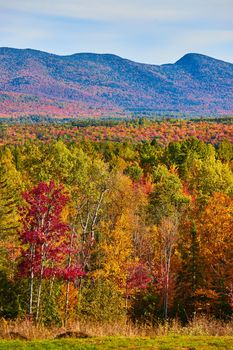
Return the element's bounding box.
[0,137,232,325]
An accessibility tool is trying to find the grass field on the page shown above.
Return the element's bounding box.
[0,336,232,350]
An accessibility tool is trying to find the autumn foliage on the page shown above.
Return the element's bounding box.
[0,123,232,325]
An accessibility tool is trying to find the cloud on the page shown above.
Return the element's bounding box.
[0,0,232,22]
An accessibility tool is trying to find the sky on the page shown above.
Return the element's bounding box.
[0,0,233,64]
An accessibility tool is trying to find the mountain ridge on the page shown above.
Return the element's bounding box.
[0,47,232,117]
[1,47,232,65]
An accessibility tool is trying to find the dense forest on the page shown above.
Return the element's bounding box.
[0,118,233,145]
[0,121,232,326]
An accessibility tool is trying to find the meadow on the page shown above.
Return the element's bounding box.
[0,317,233,349]
[0,336,233,350]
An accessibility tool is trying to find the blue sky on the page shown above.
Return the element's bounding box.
[0,0,232,64]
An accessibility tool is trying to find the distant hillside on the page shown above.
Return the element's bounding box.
[0,48,232,117]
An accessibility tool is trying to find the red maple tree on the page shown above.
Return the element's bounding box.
[19,180,84,322]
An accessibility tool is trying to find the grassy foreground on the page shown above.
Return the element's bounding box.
[0,336,232,350]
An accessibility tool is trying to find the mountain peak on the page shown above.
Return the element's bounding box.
[175,52,231,66]
[176,53,211,65]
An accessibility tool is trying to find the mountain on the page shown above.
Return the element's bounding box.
[0,48,232,118]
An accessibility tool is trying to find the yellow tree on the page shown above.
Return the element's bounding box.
[98,173,147,296]
[197,192,233,315]
[0,148,22,275]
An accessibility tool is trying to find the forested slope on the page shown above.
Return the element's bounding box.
[0,48,233,117]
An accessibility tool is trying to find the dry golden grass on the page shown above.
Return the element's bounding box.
[0,316,232,340]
